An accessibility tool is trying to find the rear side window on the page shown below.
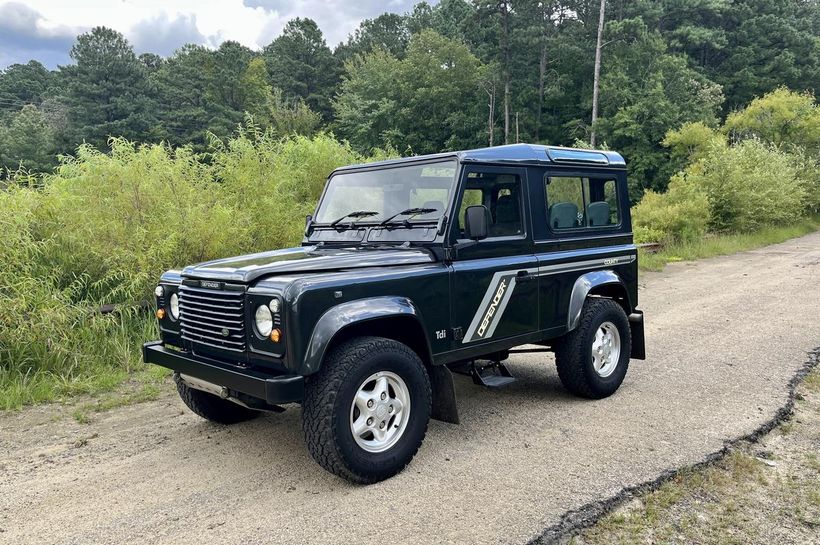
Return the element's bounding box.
[546,176,619,230]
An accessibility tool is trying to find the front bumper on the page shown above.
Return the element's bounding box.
[143,341,304,405]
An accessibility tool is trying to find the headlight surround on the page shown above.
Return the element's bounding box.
[254,305,273,337]
[169,292,180,320]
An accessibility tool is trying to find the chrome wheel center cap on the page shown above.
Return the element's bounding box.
[350,371,411,454]
[592,321,621,378]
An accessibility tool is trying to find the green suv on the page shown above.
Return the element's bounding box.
[144,144,645,483]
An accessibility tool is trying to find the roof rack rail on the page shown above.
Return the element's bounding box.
[546,147,610,165]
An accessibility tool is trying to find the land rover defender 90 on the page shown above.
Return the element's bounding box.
[143,143,645,483]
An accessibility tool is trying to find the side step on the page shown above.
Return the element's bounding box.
[471,360,517,388]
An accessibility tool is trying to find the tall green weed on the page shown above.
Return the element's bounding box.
[0,130,389,408]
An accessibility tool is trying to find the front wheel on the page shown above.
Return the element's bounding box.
[302,336,432,484]
[555,298,631,399]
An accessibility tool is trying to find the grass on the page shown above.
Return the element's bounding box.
[0,313,160,410]
[639,215,820,271]
[574,452,769,544]
[572,366,820,544]
[71,373,167,424]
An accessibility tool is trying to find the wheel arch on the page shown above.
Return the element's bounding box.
[567,269,632,331]
[302,296,433,375]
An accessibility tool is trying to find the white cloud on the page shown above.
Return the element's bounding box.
[247,0,421,46]
[1,0,436,69]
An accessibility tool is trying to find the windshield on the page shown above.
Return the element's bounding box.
[314,160,458,226]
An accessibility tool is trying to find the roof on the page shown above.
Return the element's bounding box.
[334,144,626,173]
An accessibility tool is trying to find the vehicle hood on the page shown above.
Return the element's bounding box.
[181,246,436,283]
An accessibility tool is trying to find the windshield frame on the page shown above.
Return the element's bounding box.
[311,157,461,233]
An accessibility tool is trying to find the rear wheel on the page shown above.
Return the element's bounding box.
[555,298,631,399]
[302,336,431,484]
[176,380,261,424]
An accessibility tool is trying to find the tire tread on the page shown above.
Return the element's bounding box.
[555,298,630,399]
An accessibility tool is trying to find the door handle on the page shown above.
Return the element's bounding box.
[516,270,534,282]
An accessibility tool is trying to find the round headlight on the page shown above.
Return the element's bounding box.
[169,292,180,320]
[269,298,281,313]
[255,305,273,337]
[154,285,164,297]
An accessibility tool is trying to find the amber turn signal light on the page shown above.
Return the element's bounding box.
[156,308,166,320]
[269,328,282,342]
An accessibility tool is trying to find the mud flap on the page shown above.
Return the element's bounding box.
[429,365,460,425]
[629,310,645,360]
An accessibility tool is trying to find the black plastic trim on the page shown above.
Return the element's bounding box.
[629,311,645,360]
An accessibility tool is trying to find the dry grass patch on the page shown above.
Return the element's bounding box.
[572,366,820,545]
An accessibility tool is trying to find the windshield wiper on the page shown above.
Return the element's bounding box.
[378,207,438,227]
[328,210,379,228]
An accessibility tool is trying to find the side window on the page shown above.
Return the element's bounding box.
[457,172,524,238]
[546,176,619,230]
[587,178,619,226]
[545,177,584,229]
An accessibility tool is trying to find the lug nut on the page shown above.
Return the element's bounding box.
[379,421,385,429]
[388,405,393,413]
[367,399,374,408]
[366,417,373,426]
[380,392,387,400]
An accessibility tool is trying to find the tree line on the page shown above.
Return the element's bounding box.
[0,0,817,199]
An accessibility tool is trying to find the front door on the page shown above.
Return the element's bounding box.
[449,165,539,350]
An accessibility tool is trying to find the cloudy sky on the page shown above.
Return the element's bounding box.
[0,0,429,69]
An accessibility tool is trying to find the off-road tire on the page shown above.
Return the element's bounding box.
[302,336,432,484]
[176,380,261,424]
[555,297,631,399]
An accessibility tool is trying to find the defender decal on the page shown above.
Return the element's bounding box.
[462,271,524,343]
[477,278,507,337]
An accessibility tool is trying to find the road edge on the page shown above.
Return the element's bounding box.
[527,346,820,545]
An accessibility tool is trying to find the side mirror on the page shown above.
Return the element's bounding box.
[304,214,313,236]
[464,205,490,240]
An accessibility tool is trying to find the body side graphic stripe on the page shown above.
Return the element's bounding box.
[460,254,635,344]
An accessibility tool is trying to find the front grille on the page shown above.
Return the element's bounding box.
[178,285,246,352]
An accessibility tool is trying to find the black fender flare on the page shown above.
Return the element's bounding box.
[566,269,631,331]
[302,296,433,375]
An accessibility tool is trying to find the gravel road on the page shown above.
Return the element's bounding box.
[2,233,819,545]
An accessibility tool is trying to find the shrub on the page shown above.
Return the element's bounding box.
[212,130,366,254]
[688,139,806,232]
[0,185,158,409]
[723,88,820,153]
[662,121,725,167]
[36,140,245,304]
[632,180,710,243]
[0,130,390,408]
